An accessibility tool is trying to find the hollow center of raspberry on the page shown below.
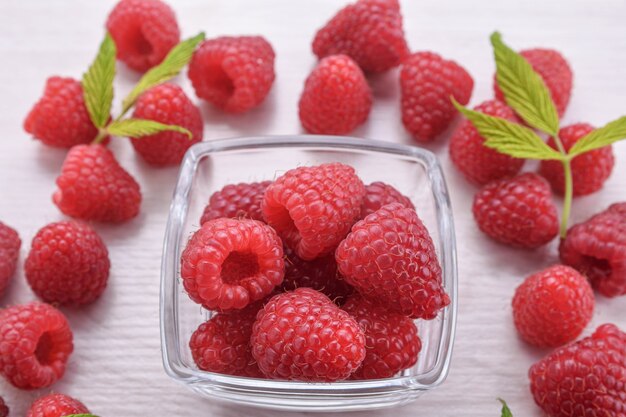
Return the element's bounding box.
[271,206,301,248]
[204,64,235,104]
[580,255,612,280]
[35,332,54,365]
[128,26,153,56]
[221,251,260,284]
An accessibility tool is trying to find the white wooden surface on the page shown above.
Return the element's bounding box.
[1,0,625,415]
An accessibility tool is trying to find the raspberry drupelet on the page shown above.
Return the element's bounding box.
[0,222,20,298]
[200,181,272,225]
[26,393,89,417]
[359,181,414,219]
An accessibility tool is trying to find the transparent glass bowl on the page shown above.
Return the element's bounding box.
[160,136,458,412]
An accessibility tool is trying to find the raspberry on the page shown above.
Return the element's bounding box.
[200,181,272,225]
[180,218,284,311]
[0,397,7,417]
[188,36,275,113]
[401,51,473,142]
[26,393,89,417]
[25,221,110,305]
[336,203,449,319]
[312,0,409,73]
[343,294,421,379]
[559,203,626,297]
[298,55,372,135]
[495,48,572,117]
[540,123,614,196]
[106,0,180,72]
[450,100,525,185]
[24,77,101,148]
[512,265,594,348]
[472,173,559,248]
[190,305,263,378]
[0,222,20,298]
[251,288,366,381]
[130,83,203,166]
[529,323,626,417]
[0,302,73,389]
[53,144,142,223]
[263,163,364,260]
[360,181,414,219]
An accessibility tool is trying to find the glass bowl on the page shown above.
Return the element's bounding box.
[160,135,458,412]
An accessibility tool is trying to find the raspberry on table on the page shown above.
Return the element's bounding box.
[262,162,365,260]
[106,0,180,72]
[529,323,626,417]
[0,396,7,417]
[26,393,89,417]
[200,181,272,225]
[25,221,110,305]
[512,265,594,348]
[336,203,449,319]
[53,144,142,223]
[401,51,474,142]
[130,83,204,166]
[24,77,102,148]
[0,222,20,298]
[540,123,614,196]
[0,302,73,389]
[251,288,366,381]
[312,0,409,73]
[450,100,525,185]
[472,173,559,248]
[298,54,372,135]
[343,294,421,379]
[560,202,626,297]
[180,218,284,311]
[360,181,414,219]
[188,36,275,113]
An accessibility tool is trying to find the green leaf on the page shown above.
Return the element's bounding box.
[121,32,205,114]
[82,33,117,129]
[452,97,564,161]
[106,118,192,139]
[498,399,513,417]
[568,116,626,156]
[491,32,560,136]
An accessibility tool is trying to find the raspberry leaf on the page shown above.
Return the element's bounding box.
[82,33,116,129]
[491,32,560,137]
[568,116,626,157]
[498,399,513,417]
[121,32,205,114]
[106,119,192,139]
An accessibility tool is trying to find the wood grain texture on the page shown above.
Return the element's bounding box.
[1,0,625,415]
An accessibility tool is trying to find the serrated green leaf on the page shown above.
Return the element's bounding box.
[491,32,560,136]
[452,97,564,161]
[106,118,192,139]
[498,399,513,417]
[121,32,205,114]
[568,116,626,157]
[82,33,116,129]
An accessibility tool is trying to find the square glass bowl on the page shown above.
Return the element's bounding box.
[160,136,458,412]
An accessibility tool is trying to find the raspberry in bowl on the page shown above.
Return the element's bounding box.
[160,136,458,411]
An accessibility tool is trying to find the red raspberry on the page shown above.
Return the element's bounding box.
[0,397,7,417]
[106,0,180,72]
[190,305,263,378]
[512,265,594,348]
[401,51,473,142]
[450,100,525,185]
[0,302,73,389]
[25,221,110,305]
[529,323,626,417]
[560,203,626,297]
[200,181,272,225]
[312,0,409,73]
[24,77,100,148]
[298,55,372,135]
[26,393,89,417]
[130,83,203,166]
[251,288,366,381]
[472,173,559,248]
[0,222,20,298]
[336,203,449,319]
[188,36,275,113]
[360,181,414,219]
[495,48,572,117]
[262,163,365,260]
[540,123,614,196]
[53,144,142,223]
[180,218,284,311]
[343,294,421,379]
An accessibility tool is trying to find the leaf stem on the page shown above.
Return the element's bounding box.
[552,133,573,238]
[92,128,108,144]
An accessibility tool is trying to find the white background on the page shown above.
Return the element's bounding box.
[1,0,625,416]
